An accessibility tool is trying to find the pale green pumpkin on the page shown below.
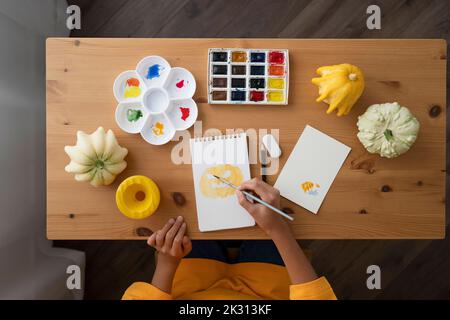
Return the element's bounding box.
[357,102,420,158]
[64,127,128,186]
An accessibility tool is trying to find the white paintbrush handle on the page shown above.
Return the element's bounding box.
[242,190,294,221]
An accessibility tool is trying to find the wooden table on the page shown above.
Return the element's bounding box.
[46,38,446,240]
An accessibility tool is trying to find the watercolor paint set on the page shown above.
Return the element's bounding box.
[208,48,289,105]
[113,56,198,145]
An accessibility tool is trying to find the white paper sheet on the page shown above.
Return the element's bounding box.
[190,133,255,231]
[274,125,351,214]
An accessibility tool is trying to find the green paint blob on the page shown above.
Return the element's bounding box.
[127,109,143,122]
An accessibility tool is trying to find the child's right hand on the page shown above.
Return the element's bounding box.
[147,216,192,265]
[236,178,291,238]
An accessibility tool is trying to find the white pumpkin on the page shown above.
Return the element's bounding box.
[65,127,128,186]
[357,102,420,158]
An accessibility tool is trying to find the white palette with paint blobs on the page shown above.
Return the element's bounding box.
[113,56,197,145]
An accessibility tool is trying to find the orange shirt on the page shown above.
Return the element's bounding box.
[123,258,336,300]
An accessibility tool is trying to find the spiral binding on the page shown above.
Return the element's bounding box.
[193,133,244,142]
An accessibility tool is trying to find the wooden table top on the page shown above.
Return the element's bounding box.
[46,38,446,240]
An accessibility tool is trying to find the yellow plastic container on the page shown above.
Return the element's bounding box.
[116,175,160,219]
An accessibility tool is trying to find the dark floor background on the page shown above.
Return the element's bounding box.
[56,0,450,299]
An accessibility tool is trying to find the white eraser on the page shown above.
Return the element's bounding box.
[262,134,281,158]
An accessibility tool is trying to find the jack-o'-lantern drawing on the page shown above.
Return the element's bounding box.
[200,164,244,198]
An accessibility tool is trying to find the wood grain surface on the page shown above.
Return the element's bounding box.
[47,38,446,239]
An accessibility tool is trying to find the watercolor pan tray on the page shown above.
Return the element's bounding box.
[207,48,289,105]
[113,56,197,145]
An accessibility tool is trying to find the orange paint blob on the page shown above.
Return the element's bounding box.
[231,51,247,62]
[126,77,140,87]
[152,122,164,136]
[269,65,284,76]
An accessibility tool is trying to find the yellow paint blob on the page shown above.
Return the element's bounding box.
[152,122,164,136]
[301,181,314,193]
[124,86,141,98]
[301,181,320,193]
[267,91,284,102]
[200,164,243,198]
[268,78,285,89]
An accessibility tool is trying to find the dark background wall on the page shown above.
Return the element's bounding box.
[56,0,450,299]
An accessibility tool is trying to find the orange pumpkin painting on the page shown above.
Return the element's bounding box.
[200,165,243,198]
[301,181,320,195]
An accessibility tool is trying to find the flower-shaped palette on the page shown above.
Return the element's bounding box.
[113,56,197,145]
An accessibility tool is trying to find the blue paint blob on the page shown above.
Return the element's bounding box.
[146,64,162,79]
[231,90,245,101]
[250,52,265,63]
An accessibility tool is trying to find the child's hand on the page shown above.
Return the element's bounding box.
[237,178,290,238]
[148,216,192,265]
[148,216,192,293]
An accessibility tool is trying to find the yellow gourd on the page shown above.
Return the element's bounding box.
[311,63,365,116]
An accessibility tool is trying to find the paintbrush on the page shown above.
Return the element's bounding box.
[260,145,268,182]
[212,175,294,221]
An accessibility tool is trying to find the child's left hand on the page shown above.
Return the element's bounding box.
[148,216,192,265]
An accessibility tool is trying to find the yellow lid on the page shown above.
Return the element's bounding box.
[116,175,160,219]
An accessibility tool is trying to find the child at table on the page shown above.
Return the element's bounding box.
[122,178,336,300]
